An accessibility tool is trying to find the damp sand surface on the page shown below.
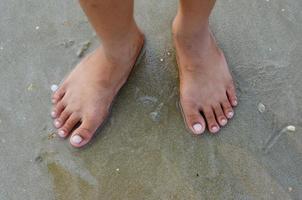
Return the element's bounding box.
[0,0,302,199]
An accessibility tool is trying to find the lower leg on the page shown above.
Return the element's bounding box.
[173,0,238,134]
[79,0,143,61]
[51,0,144,148]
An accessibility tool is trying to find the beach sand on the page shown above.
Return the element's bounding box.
[0,0,301,199]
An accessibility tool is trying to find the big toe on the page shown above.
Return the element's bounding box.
[69,115,106,148]
[180,102,206,135]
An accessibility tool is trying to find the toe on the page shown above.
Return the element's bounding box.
[222,100,234,119]
[51,86,65,104]
[58,113,81,138]
[203,108,220,133]
[69,114,106,148]
[226,84,238,106]
[53,109,71,129]
[51,101,65,119]
[179,102,206,135]
[213,104,228,126]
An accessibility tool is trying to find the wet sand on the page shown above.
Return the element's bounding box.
[0,0,301,199]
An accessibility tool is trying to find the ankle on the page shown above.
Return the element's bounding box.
[102,22,143,48]
[102,25,144,64]
[172,12,209,36]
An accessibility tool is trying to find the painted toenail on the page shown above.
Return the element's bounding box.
[233,100,238,106]
[54,120,61,128]
[71,135,83,144]
[212,126,219,133]
[193,123,203,134]
[221,119,227,126]
[51,111,56,118]
[58,130,65,137]
[227,111,234,118]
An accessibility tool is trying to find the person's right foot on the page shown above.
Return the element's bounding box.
[51,28,144,148]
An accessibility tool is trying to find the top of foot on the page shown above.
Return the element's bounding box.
[173,16,238,135]
[51,30,144,148]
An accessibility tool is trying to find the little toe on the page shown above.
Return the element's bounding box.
[226,85,238,106]
[222,100,234,119]
[51,86,65,104]
[53,109,71,129]
[213,104,228,126]
[180,102,206,135]
[51,101,65,119]
[58,113,81,138]
[203,108,220,133]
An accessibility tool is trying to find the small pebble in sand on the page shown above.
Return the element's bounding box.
[281,9,285,12]
[27,83,34,91]
[285,125,296,132]
[288,187,293,192]
[167,52,171,56]
[35,26,40,30]
[116,168,120,172]
[51,84,59,92]
[61,40,75,48]
[35,155,43,163]
[149,111,160,122]
[77,41,91,58]
[257,103,265,113]
[160,58,164,62]
[48,132,57,140]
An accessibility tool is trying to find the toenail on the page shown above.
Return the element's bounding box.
[58,130,65,137]
[227,111,234,118]
[193,123,203,134]
[54,120,61,128]
[221,119,227,126]
[71,135,83,144]
[51,111,56,118]
[211,126,219,133]
[233,100,238,106]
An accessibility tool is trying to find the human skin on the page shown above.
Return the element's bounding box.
[51,0,237,148]
[173,0,237,134]
[51,0,144,147]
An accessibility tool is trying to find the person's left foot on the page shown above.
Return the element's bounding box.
[173,15,238,135]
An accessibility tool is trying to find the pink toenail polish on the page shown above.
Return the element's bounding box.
[51,111,56,118]
[212,126,219,133]
[221,119,227,126]
[71,135,83,144]
[193,123,203,134]
[227,111,234,118]
[58,130,65,137]
[54,120,60,128]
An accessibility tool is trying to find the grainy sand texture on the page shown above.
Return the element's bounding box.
[0,0,301,199]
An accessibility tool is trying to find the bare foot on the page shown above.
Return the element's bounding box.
[51,28,144,148]
[173,15,238,135]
